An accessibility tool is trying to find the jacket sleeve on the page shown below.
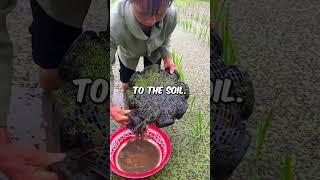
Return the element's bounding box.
[0,0,17,128]
[160,5,177,59]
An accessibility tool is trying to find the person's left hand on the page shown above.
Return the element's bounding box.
[164,57,177,74]
[0,144,65,180]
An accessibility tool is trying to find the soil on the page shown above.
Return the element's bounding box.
[226,0,320,179]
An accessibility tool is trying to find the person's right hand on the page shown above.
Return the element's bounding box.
[0,144,66,180]
[110,102,131,126]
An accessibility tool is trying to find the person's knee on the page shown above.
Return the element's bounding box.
[38,67,62,91]
[122,83,129,90]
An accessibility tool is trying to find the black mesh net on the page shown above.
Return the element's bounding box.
[52,31,109,179]
[211,29,254,179]
[126,65,189,133]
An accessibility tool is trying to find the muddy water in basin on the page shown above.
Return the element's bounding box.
[116,138,161,174]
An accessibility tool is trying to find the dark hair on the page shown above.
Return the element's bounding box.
[129,0,173,16]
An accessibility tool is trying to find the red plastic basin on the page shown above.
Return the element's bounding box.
[110,125,171,179]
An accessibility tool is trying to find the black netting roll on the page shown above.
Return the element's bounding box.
[59,30,109,81]
[211,28,254,180]
[52,31,109,179]
[126,65,189,133]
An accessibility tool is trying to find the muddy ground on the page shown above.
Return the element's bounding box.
[226,0,320,179]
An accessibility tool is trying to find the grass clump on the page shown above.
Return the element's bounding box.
[247,110,295,179]
[211,0,238,65]
[256,110,273,157]
[176,0,210,43]
[55,35,109,150]
[280,156,295,180]
[131,66,177,89]
[77,40,110,79]
[187,96,209,141]
[191,110,209,140]
[172,49,186,82]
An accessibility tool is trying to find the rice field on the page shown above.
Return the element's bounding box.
[110,0,210,44]
[175,0,210,43]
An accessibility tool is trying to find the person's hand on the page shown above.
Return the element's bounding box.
[164,57,177,74]
[110,103,131,127]
[0,144,66,180]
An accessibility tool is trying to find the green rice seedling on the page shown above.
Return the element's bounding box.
[185,20,188,31]
[211,0,218,21]
[219,9,238,65]
[186,20,189,31]
[189,96,196,113]
[176,0,209,43]
[185,20,189,31]
[247,106,296,178]
[211,0,238,64]
[202,27,205,39]
[203,27,208,40]
[199,27,204,39]
[111,0,118,4]
[189,20,193,32]
[110,0,118,7]
[280,156,295,180]
[256,110,273,158]
[211,0,228,28]
[247,110,273,179]
[172,49,186,82]
[191,110,209,140]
